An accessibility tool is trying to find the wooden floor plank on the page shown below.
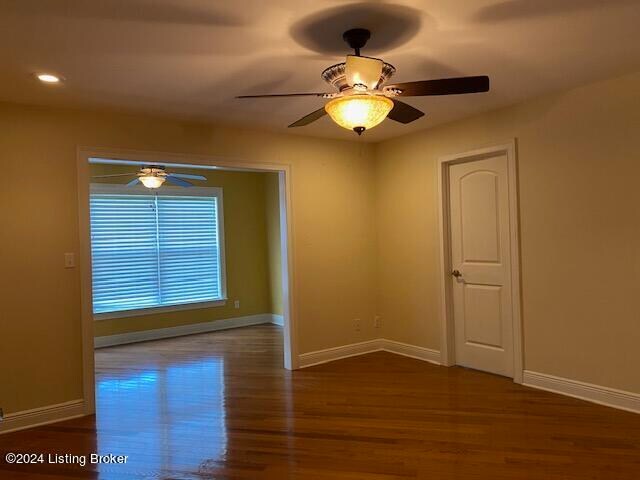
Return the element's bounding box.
[1,325,639,479]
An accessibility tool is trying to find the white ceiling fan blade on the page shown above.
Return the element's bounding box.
[91,173,138,178]
[169,173,207,180]
[166,176,194,187]
[345,55,383,89]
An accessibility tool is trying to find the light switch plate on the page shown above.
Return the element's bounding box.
[64,252,76,268]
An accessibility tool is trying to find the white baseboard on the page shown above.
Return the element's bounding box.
[299,338,441,369]
[95,313,274,348]
[271,314,284,326]
[298,345,640,415]
[380,339,441,365]
[298,339,383,368]
[523,370,640,414]
[0,400,85,435]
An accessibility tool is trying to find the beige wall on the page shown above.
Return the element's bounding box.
[90,164,277,337]
[0,104,377,414]
[264,172,283,315]
[2,69,638,416]
[375,71,640,393]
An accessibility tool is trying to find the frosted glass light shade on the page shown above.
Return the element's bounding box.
[325,95,393,134]
[140,175,166,189]
[345,55,383,89]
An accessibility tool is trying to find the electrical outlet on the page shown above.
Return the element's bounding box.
[234,300,240,309]
[354,318,361,332]
[374,315,382,328]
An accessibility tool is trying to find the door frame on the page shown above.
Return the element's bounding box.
[77,146,299,415]
[436,140,524,383]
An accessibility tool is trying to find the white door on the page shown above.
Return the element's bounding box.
[448,154,514,377]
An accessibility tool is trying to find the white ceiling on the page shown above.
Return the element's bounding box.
[1,0,639,142]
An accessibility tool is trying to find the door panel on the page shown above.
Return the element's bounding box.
[460,172,500,263]
[463,284,503,348]
[449,154,514,377]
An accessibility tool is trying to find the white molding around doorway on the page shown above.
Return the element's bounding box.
[77,147,298,416]
[436,140,524,384]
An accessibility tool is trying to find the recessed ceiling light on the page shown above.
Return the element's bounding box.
[35,73,62,84]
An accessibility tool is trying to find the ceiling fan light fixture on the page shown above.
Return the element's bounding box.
[139,174,166,189]
[325,95,393,134]
[345,55,384,90]
[236,28,489,133]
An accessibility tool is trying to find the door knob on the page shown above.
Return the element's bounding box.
[452,269,462,278]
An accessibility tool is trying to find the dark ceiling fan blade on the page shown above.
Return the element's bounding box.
[288,107,327,128]
[388,100,425,124]
[92,173,138,178]
[165,176,194,187]
[169,173,207,181]
[386,76,490,97]
[126,178,141,187]
[236,93,329,99]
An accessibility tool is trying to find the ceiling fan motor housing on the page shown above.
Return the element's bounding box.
[321,62,396,92]
[342,28,371,55]
[140,165,167,177]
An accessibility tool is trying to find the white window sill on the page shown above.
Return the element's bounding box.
[93,299,227,321]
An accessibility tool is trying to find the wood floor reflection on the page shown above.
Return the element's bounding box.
[1,324,640,479]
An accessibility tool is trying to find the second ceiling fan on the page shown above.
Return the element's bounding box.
[93,165,206,189]
[237,28,490,135]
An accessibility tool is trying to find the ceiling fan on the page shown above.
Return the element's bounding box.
[92,165,207,189]
[237,28,490,135]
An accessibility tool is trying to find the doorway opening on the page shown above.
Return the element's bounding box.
[77,149,297,416]
[436,141,524,383]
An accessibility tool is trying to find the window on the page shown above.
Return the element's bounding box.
[89,185,225,316]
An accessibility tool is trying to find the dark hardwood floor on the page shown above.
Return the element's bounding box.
[1,324,639,479]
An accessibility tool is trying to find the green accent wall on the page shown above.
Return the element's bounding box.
[90,163,281,337]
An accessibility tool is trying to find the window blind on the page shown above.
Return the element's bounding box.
[157,196,221,306]
[90,190,223,315]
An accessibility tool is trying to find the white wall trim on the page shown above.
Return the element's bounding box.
[299,339,441,369]
[298,339,384,368]
[95,313,274,348]
[523,371,640,414]
[0,400,85,435]
[380,339,441,365]
[271,314,284,326]
[298,344,640,415]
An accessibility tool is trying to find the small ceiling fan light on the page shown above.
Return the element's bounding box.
[139,175,166,189]
[325,95,393,133]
